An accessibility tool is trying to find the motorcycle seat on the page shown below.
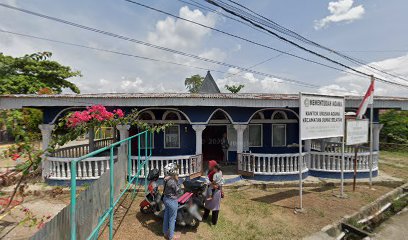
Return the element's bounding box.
[183,180,205,192]
[178,192,193,204]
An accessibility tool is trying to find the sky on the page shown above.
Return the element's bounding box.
[1,0,408,96]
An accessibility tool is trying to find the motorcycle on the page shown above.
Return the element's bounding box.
[139,169,162,214]
[139,170,206,228]
[182,179,208,208]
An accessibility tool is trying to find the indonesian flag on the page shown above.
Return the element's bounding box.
[356,80,375,119]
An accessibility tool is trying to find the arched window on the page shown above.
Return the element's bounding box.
[138,111,155,121]
[272,111,288,120]
[163,111,181,121]
[251,112,265,120]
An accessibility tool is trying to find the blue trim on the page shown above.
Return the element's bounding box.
[243,171,309,181]
[309,170,378,179]
[46,178,96,186]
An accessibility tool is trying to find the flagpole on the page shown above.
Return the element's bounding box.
[369,75,375,188]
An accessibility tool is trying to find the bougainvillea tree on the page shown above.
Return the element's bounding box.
[51,105,169,150]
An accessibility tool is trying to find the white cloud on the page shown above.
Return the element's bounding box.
[318,54,408,97]
[216,70,293,94]
[147,6,217,50]
[314,0,365,30]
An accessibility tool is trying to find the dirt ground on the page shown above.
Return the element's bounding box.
[0,191,70,239]
[97,184,394,240]
[0,148,405,239]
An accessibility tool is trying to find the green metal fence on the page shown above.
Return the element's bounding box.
[70,130,152,240]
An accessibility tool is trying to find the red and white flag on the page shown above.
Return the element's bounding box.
[356,80,375,119]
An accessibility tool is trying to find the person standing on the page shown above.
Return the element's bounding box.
[203,160,223,225]
[162,163,180,240]
[221,132,229,164]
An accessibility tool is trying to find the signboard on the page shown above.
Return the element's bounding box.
[300,93,345,140]
[346,119,369,145]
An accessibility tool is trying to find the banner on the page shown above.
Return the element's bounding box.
[300,93,345,140]
[346,119,369,145]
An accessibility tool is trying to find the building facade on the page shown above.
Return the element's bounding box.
[2,90,407,184]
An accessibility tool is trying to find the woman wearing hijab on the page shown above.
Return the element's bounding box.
[203,160,223,225]
[162,163,180,240]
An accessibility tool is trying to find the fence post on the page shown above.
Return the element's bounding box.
[109,147,114,240]
[70,160,77,240]
[128,139,131,182]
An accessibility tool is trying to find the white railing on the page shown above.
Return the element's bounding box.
[309,151,378,172]
[239,153,308,175]
[130,155,202,178]
[51,138,115,158]
[46,156,115,180]
[324,141,368,153]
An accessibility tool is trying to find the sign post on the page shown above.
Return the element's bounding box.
[299,93,345,210]
[346,119,369,191]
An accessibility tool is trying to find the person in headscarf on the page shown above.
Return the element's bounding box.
[203,160,223,225]
[162,163,180,240]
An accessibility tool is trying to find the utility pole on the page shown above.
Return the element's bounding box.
[369,75,375,188]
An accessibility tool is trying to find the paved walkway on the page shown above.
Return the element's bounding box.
[373,207,408,240]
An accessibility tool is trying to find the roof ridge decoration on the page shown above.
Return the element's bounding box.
[199,71,221,94]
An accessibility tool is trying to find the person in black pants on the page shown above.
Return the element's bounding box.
[203,160,222,225]
[203,208,219,225]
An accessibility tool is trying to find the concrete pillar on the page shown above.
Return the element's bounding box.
[373,123,384,151]
[192,125,206,155]
[89,127,95,152]
[39,124,55,152]
[39,124,54,178]
[234,124,247,154]
[116,125,130,174]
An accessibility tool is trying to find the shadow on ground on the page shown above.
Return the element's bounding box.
[135,209,200,238]
[250,185,336,206]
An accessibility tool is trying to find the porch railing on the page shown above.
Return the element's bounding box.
[130,154,202,178]
[311,140,368,153]
[51,138,115,158]
[46,155,115,180]
[239,152,308,174]
[309,151,378,172]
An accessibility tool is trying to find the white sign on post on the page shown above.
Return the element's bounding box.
[300,93,345,140]
[346,119,369,145]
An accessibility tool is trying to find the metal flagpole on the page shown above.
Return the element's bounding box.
[369,75,375,188]
[340,136,345,196]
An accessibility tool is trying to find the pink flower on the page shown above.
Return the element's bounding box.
[11,153,20,161]
[114,109,124,118]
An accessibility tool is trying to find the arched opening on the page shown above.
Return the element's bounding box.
[138,111,156,121]
[203,109,232,162]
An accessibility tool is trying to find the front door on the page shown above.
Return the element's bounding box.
[202,125,226,162]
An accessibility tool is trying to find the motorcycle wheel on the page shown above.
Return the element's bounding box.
[189,218,200,229]
[140,206,151,214]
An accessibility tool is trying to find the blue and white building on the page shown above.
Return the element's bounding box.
[1,72,407,183]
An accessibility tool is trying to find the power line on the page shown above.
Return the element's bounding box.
[223,53,283,80]
[123,0,375,80]
[205,0,408,88]
[0,2,323,89]
[219,0,408,83]
[0,29,228,74]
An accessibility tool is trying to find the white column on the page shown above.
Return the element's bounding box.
[192,125,206,155]
[234,124,247,154]
[372,123,383,151]
[39,124,55,178]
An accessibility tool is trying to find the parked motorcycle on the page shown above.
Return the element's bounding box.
[139,169,162,214]
[182,179,208,208]
[139,169,206,228]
